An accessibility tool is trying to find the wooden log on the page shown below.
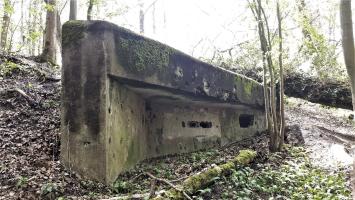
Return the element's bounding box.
[153,149,257,199]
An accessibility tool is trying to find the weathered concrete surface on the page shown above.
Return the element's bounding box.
[61,20,266,184]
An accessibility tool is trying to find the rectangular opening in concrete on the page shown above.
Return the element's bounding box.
[239,114,255,128]
[185,121,213,128]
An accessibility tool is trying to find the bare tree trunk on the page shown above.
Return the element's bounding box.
[20,0,24,43]
[139,0,144,34]
[277,1,285,150]
[152,1,156,34]
[31,0,39,55]
[42,0,58,64]
[69,0,77,20]
[250,0,282,152]
[27,0,34,55]
[87,0,94,20]
[340,0,355,196]
[56,9,61,54]
[297,0,311,39]
[38,10,43,55]
[7,18,21,53]
[1,0,11,52]
[340,0,355,111]
[258,0,278,151]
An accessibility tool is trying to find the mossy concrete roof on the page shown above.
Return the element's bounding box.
[62,20,265,110]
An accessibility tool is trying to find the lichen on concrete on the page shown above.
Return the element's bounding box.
[235,76,253,97]
[243,80,253,97]
[118,38,172,73]
[62,20,87,47]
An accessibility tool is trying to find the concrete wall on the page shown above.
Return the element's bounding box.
[61,20,267,185]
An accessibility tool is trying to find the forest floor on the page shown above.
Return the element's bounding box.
[0,55,354,199]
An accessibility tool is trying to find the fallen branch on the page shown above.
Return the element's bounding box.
[101,193,151,200]
[131,173,144,182]
[149,179,157,199]
[106,150,257,200]
[153,149,257,199]
[13,88,38,107]
[146,172,192,200]
[170,176,188,183]
[101,190,168,200]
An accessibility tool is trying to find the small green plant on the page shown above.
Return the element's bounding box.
[112,180,131,193]
[197,188,212,195]
[42,99,58,109]
[16,176,28,188]
[27,82,33,89]
[88,192,98,199]
[0,61,20,77]
[40,182,59,199]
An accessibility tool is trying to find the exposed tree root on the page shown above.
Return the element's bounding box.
[316,125,355,142]
[13,88,38,107]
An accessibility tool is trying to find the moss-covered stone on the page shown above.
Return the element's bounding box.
[62,21,87,47]
[118,38,172,74]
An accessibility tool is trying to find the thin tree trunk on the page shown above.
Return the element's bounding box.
[340,1,355,196]
[259,1,279,146]
[340,0,355,111]
[250,0,272,135]
[69,0,77,20]
[250,0,281,151]
[152,1,156,34]
[20,0,24,43]
[42,0,57,64]
[87,0,94,20]
[31,0,38,55]
[27,0,32,55]
[258,0,278,151]
[1,0,11,51]
[38,9,43,54]
[139,1,144,34]
[277,1,285,149]
[7,17,21,53]
[297,0,311,39]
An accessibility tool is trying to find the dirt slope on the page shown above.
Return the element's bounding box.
[286,97,355,169]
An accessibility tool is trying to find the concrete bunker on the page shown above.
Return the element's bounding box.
[60,20,266,184]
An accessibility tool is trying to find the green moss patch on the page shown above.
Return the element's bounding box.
[0,61,20,77]
[118,38,172,74]
[62,21,87,47]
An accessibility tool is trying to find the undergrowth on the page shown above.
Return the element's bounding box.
[206,146,351,200]
[111,145,351,199]
[0,60,20,77]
